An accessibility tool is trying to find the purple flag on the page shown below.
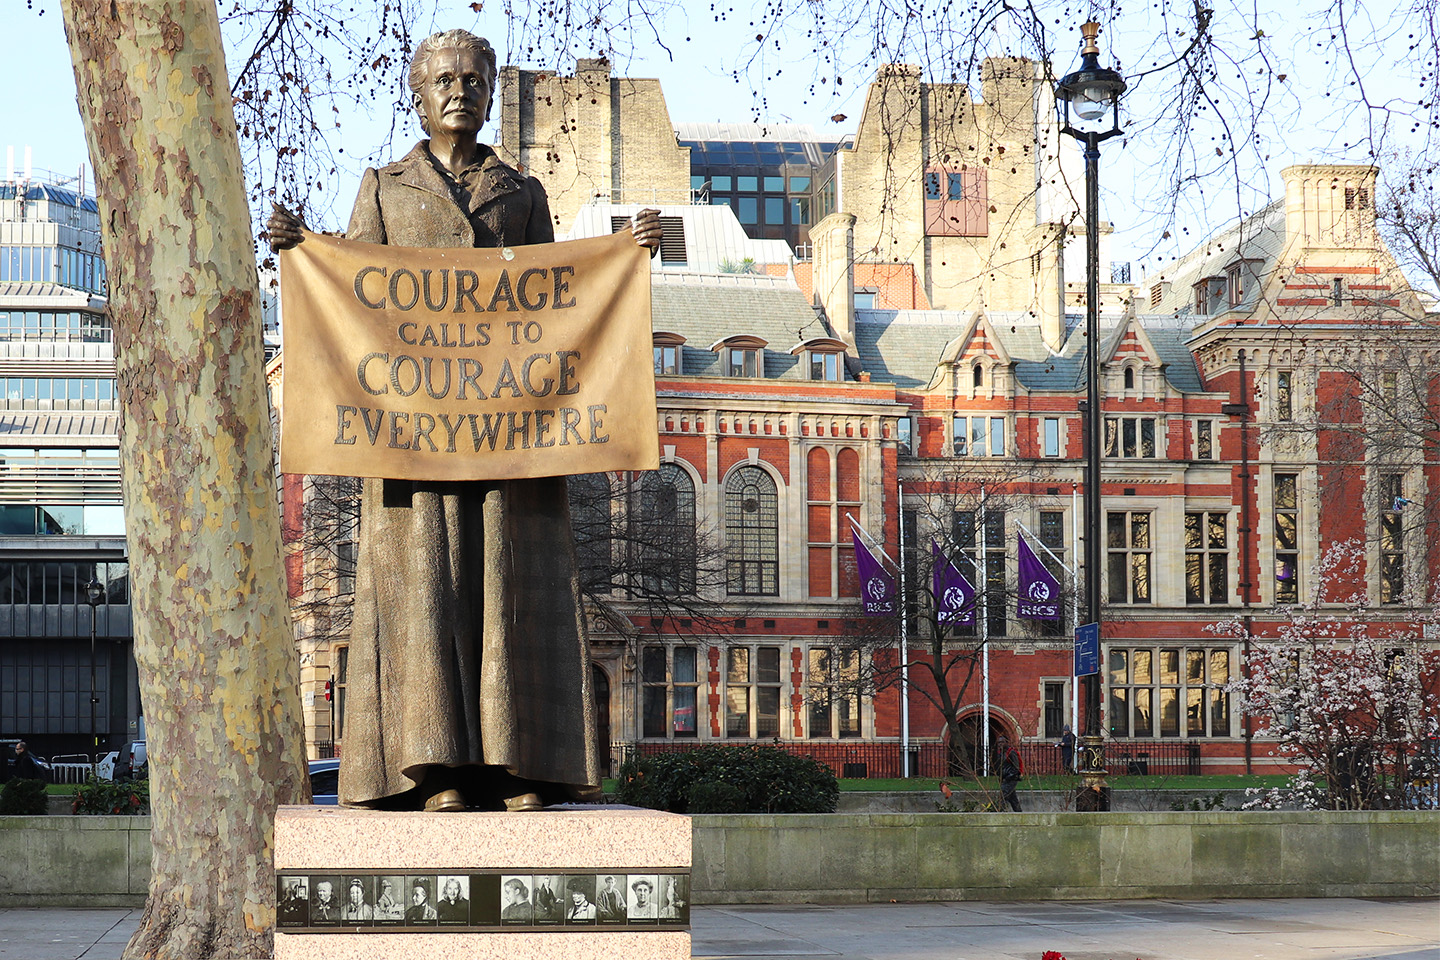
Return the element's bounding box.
[852,529,896,616]
[932,543,975,625]
[1017,535,1061,620]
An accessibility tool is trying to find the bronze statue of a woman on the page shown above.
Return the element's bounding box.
[269,29,660,812]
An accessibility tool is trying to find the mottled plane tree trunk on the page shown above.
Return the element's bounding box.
[59,1,308,956]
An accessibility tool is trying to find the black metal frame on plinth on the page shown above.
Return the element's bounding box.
[1055,19,1127,814]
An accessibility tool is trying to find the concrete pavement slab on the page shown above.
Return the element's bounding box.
[1,898,1434,960]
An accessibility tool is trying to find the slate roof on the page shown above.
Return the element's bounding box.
[1139,199,1287,320]
[651,273,828,380]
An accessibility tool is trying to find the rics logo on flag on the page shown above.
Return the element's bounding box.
[1026,580,1052,602]
[866,576,889,602]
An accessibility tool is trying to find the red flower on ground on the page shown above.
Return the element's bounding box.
[1041,952,1067,960]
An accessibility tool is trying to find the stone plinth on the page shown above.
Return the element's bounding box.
[274,805,690,960]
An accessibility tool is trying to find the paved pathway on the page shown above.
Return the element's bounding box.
[8,898,1437,959]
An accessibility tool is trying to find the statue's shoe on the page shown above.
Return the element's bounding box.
[424,788,466,813]
[504,792,543,812]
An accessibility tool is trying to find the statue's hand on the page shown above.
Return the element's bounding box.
[267,203,308,252]
[628,208,663,255]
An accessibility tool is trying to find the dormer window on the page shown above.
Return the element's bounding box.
[728,348,760,377]
[1227,263,1244,306]
[1193,276,1225,316]
[854,290,877,309]
[711,335,769,379]
[972,364,984,388]
[789,337,848,383]
[653,332,686,376]
[1124,367,1135,390]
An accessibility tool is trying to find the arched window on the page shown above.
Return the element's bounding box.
[631,464,697,594]
[725,466,779,595]
[1124,367,1135,390]
[568,473,614,593]
[973,363,984,388]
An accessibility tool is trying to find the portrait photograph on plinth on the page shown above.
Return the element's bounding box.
[403,875,439,925]
[499,875,535,925]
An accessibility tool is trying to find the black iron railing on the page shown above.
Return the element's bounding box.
[610,738,1202,780]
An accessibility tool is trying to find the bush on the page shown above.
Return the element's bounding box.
[71,776,149,815]
[615,745,838,814]
[0,778,49,815]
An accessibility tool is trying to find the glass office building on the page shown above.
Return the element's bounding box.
[677,124,846,251]
[0,165,136,760]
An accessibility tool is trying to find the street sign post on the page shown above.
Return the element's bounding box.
[1074,622,1100,677]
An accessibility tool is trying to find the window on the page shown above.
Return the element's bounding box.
[1185,512,1228,604]
[1106,511,1152,604]
[1345,187,1369,210]
[727,348,760,377]
[1196,420,1214,460]
[1227,263,1244,306]
[1123,368,1135,390]
[1150,284,1163,308]
[1043,417,1061,457]
[1274,473,1299,603]
[1037,511,1067,636]
[809,351,841,381]
[1379,474,1404,603]
[1042,681,1067,739]
[951,509,1006,637]
[632,465,697,595]
[923,167,988,236]
[726,645,782,738]
[711,175,732,191]
[923,172,942,200]
[897,417,913,455]
[946,172,965,200]
[1108,646,1232,738]
[853,290,875,309]
[791,197,811,224]
[763,175,785,191]
[333,645,349,740]
[1103,416,1157,458]
[736,176,758,192]
[789,176,811,191]
[642,645,699,738]
[808,647,861,738]
[1275,371,1293,421]
[336,540,357,596]
[973,364,984,388]
[654,344,680,375]
[952,416,1005,457]
[1331,277,1343,306]
[764,197,785,225]
[725,466,779,595]
[736,197,757,225]
[568,473,614,593]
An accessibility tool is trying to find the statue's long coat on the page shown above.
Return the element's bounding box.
[336,141,598,807]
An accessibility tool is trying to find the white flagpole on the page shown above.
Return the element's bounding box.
[898,481,910,777]
[848,514,899,569]
[1072,483,1080,741]
[980,483,990,778]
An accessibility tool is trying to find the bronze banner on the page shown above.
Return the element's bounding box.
[279,230,658,480]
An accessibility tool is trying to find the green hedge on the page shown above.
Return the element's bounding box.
[71,777,150,815]
[616,746,838,814]
[0,778,48,815]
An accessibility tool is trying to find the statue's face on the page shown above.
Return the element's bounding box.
[415,46,492,139]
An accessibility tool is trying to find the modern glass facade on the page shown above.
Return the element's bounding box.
[0,167,135,756]
[679,133,844,249]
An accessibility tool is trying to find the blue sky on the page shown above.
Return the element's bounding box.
[3,1,1429,277]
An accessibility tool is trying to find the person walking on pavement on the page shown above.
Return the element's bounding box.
[1059,725,1076,774]
[10,742,46,782]
[997,735,1024,812]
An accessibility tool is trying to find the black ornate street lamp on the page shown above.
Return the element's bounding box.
[85,577,105,763]
[1055,20,1126,813]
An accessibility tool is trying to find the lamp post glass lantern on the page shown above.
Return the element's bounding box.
[85,578,105,759]
[1055,20,1126,813]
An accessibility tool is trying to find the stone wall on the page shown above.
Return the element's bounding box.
[0,815,150,906]
[5,811,1436,907]
[692,810,1440,903]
